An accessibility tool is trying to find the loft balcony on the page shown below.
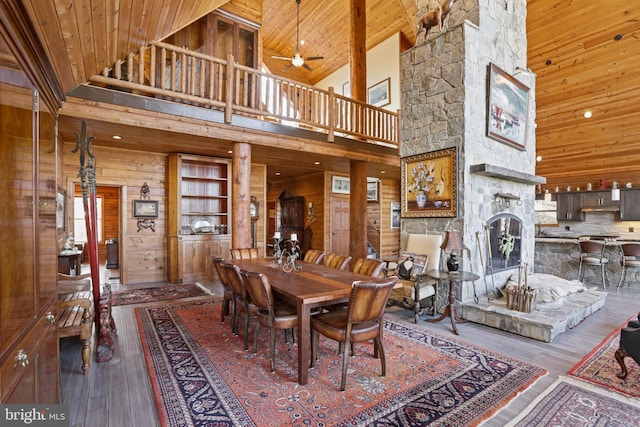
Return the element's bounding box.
[84,41,399,152]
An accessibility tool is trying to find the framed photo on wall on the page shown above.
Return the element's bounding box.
[367,179,379,202]
[133,199,159,218]
[332,176,350,194]
[390,202,400,229]
[367,78,390,107]
[487,63,530,150]
[401,147,458,218]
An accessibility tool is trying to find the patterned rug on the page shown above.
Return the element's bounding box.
[505,376,640,426]
[112,283,210,306]
[568,315,640,397]
[135,298,546,427]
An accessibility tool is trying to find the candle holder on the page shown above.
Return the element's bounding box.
[282,238,302,273]
[269,236,285,268]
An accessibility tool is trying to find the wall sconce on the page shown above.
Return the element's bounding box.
[308,202,317,223]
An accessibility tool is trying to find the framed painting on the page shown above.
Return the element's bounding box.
[332,176,350,194]
[133,199,159,218]
[401,147,458,218]
[367,179,379,202]
[487,63,530,150]
[390,202,400,229]
[367,78,390,107]
[56,189,66,230]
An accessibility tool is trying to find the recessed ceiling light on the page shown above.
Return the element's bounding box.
[275,172,281,176]
[583,111,592,119]
[314,161,320,165]
[227,150,233,154]
[380,170,386,174]
[536,155,542,162]
[112,135,122,140]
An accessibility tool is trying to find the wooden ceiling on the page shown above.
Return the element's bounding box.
[15,0,640,189]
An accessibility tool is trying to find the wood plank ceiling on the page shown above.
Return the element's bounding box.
[15,0,640,189]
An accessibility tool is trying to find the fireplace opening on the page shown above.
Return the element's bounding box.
[486,213,522,274]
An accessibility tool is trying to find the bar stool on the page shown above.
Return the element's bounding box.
[618,242,640,291]
[577,239,610,288]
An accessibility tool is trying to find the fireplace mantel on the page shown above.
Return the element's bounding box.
[470,163,546,185]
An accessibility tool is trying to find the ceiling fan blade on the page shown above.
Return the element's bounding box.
[283,64,293,72]
[305,56,323,61]
[272,56,292,61]
[302,63,313,72]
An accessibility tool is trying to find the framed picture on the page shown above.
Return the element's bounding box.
[332,176,350,194]
[133,199,159,218]
[367,179,379,202]
[342,81,350,97]
[487,63,530,150]
[367,78,390,107]
[390,202,400,229]
[401,147,458,218]
[56,189,66,230]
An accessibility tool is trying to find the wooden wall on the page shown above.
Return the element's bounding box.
[62,143,167,284]
[250,163,267,256]
[268,172,325,251]
[379,178,401,259]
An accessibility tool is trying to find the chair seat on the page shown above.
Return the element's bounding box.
[311,309,380,342]
[390,278,435,300]
[255,300,298,329]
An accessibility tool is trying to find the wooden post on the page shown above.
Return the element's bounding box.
[350,160,368,261]
[232,142,251,250]
[349,0,367,103]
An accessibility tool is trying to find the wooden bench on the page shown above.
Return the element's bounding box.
[58,290,94,375]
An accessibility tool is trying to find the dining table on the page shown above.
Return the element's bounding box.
[229,257,380,385]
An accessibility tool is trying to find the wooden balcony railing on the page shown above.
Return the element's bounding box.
[89,41,399,149]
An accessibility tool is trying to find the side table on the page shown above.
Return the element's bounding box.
[424,269,479,335]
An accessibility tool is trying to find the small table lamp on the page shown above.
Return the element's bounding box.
[441,229,467,273]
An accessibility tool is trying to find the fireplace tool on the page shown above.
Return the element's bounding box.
[484,224,504,298]
[476,231,492,302]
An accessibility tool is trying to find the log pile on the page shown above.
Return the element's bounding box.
[506,263,537,313]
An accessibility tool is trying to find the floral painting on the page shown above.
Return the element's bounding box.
[401,147,457,217]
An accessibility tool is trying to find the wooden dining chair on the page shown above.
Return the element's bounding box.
[211,257,233,324]
[352,258,385,278]
[311,276,398,391]
[230,247,259,259]
[221,262,254,350]
[240,269,298,373]
[303,249,326,264]
[324,253,352,271]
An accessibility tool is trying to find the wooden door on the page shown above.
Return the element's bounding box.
[331,195,350,256]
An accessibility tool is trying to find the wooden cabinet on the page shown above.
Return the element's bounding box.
[556,192,584,221]
[167,154,232,283]
[583,190,618,207]
[0,81,59,402]
[278,193,306,252]
[620,189,640,220]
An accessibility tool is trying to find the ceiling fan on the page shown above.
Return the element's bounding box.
[272,0,323,72]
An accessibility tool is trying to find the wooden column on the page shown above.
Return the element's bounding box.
[232,142,251,249]
[349,0,367,103]
[349,160,368,261]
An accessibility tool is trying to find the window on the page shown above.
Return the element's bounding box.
[74,196,103,243]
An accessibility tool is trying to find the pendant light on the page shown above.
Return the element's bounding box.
[611,34,623,201]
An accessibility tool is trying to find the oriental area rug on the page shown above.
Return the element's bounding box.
[568,315,640,398]
[112,283,210,306]
[504,376,640,427]
[135,298,545,427]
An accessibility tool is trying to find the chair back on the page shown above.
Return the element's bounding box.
[240,270,274,313]
[347,277,398,324]
[58,273,92,294]
[324,253,352,270]
[579,240,606,257]
[621,242,640,258]
[230,247,259,259]
[211,257,229,287]
[221,262,247,299]
[405,234,443,271]
[303,249,326,264]
[352,258,385,278]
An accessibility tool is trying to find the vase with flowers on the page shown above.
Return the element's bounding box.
[410,161,435,208]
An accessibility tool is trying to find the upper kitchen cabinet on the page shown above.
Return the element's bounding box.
[620,189,640,221]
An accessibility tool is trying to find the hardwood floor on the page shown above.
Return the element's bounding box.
[59,266,640,426]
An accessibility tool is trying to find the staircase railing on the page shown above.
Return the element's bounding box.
[89,41,399,149]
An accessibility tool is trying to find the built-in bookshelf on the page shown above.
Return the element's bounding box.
[167,153,231,283]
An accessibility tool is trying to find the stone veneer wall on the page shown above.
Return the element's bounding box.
[402,0,537,303]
